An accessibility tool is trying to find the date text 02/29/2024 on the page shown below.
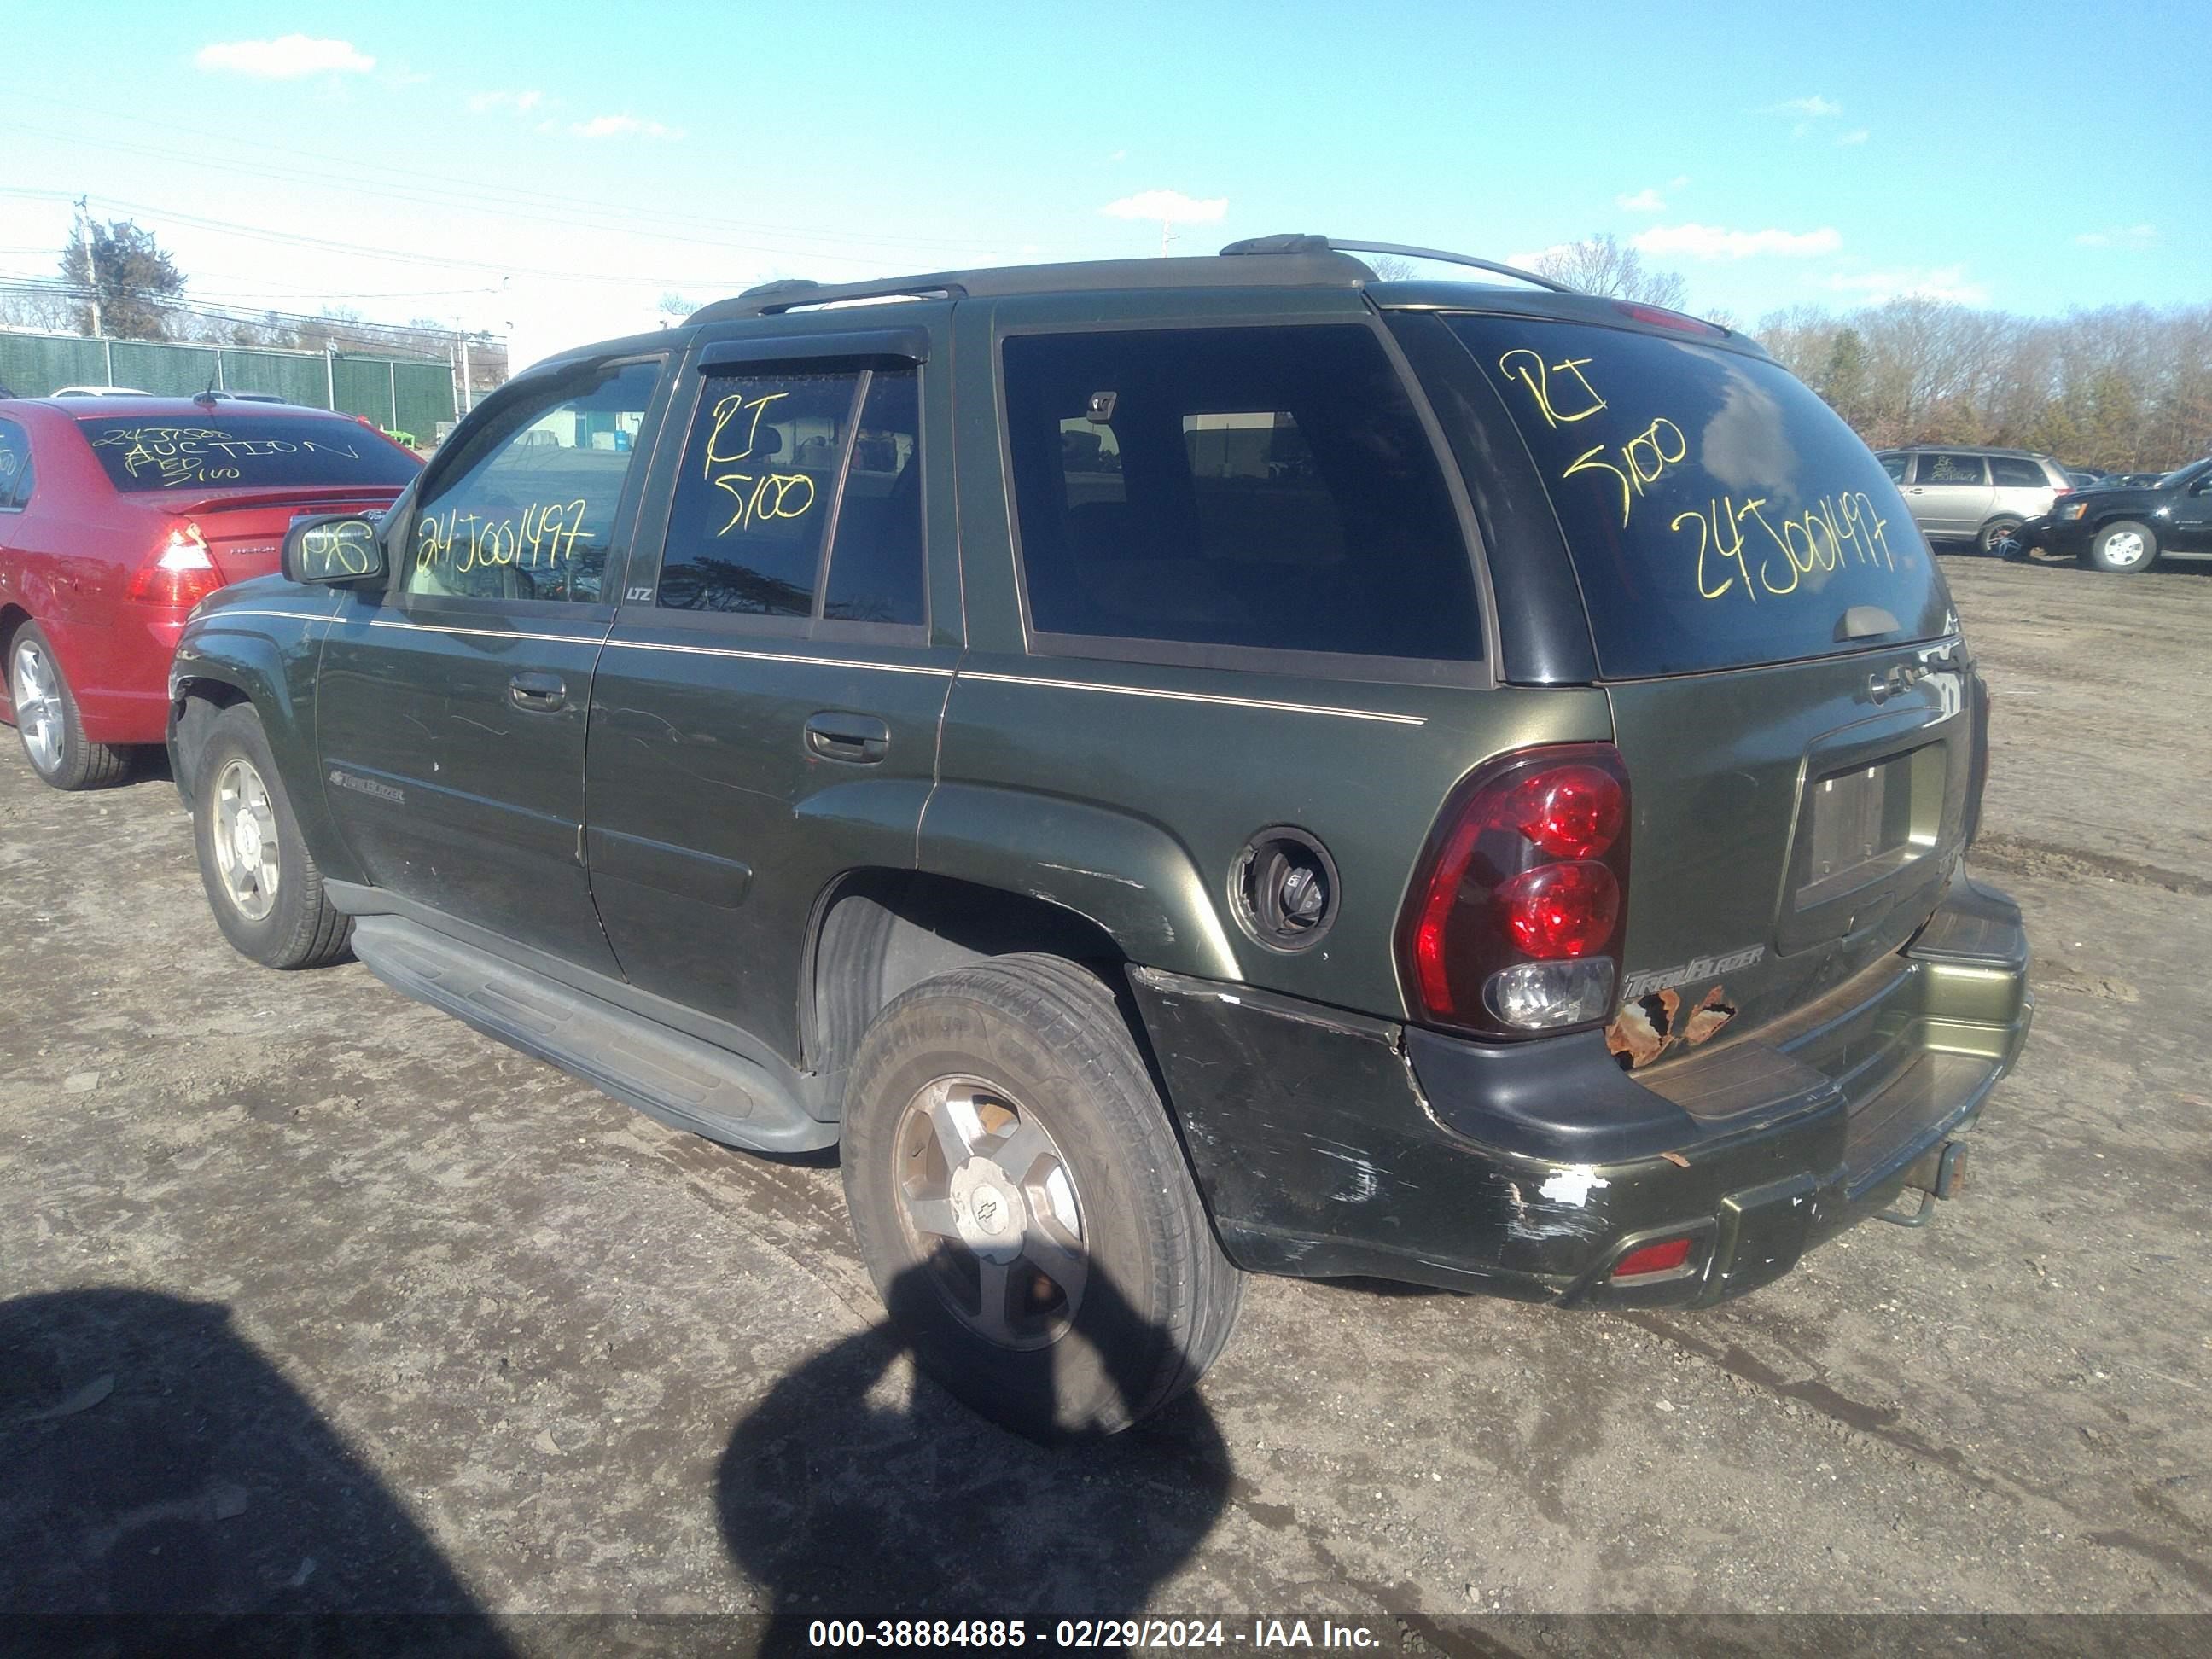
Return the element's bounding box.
[804,1618,1383,1650]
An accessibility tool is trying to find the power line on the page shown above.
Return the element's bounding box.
[0,110,1049,261]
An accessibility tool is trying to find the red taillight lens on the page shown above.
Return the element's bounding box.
[1499,862,1620,958]
[1612,1237,1693,1278]
[1398,745,1632,1035]
[128,522,222,608]
[1509,763,1626,859]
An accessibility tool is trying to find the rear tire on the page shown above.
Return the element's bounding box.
[1979,516,2023,557]
[2082,519,2158,573]
[839,953,1243,1440]
[190,703,352,969]
[7,622,129,791]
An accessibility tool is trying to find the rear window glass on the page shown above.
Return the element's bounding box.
[1004,324,1481,662]
[74,415,420,494]
[1446,317,1950,678]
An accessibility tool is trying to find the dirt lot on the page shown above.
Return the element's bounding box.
[3,551,2209,1629]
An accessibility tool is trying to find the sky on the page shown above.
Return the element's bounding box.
[1,0,2203,373]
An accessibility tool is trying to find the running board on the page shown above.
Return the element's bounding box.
[348,916,837,1154]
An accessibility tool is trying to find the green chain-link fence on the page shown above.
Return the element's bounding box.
[0,329,457,442]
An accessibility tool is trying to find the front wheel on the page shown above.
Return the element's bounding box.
[7,622,129,791]
[839,954,1243,1440]
[190,704,352,969]
[1980,517,2024,557]
[2082,519,2158,573]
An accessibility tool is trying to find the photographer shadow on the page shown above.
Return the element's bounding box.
[0,1286,507,1650]
[717,1261,1232,1634]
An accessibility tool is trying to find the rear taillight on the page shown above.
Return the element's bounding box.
[2053,484,2073,496]
[127,521,222,608]
[1399,745,1631,1036]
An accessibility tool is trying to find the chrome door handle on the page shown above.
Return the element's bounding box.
[509,672,566,713]
[804,712,889,763]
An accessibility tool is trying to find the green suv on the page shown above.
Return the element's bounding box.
[167,237,2033,1436]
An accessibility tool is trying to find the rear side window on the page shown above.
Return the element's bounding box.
[1913,451,1987,486]
[1988,456,2047,487]
[73,414,421,493]
[657,364,925,626]
[1444,317,1951,678]
[0,419,29,510]
[1004,324,1481,662]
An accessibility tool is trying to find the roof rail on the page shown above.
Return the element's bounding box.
[1220,235,1570,294]
[694,273,970,323]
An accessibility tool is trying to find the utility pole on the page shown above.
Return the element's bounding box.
[459,334,473,415]
[73,195,102,338]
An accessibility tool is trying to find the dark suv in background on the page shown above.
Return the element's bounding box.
[2021,457,2212,573]
[166,238,2032,1436]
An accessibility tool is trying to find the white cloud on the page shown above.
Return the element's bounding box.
[1632,223,1842,260]
[1615,188,1668,212]
[1823,265,1989,305]
[469,89,544,114]
[1768,95,1842,119]
[195,35,375,78]
[572,114,677,140]
[2075,224,2157,248]
[1837,128,1871,146]
[1099,189,1228,224]
[1669,175,1691,189]
[1107,148,1128,162]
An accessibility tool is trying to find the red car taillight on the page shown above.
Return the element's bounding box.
[1400,745,1631,1036]
[127,522,222,608]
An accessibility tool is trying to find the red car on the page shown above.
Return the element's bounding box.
[0,397,421,789]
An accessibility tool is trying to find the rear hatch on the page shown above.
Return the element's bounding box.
[72,410,420,585]
[1429,311,1978,1060]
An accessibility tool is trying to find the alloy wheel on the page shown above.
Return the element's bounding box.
[893,1074,1088,1350]
[2103,529,2147,568]
[211,756,282,922]
[10,639,66,776]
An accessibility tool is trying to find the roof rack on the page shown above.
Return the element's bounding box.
[686,236,1553,325]
[1220,235,1569,294]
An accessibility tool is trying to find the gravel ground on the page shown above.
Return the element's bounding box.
[2,550,2208,1629]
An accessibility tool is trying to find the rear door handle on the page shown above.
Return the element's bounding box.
[804,712,890,763]
[509,672,567,713]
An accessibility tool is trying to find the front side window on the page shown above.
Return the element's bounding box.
[657,364,924,626]
[1878,453,1908,483]
[0,420,29,510]
[1915,451,1988,486]
[1988,456,2047,487]
[1003,324,1481,661]
[404,358,661,604]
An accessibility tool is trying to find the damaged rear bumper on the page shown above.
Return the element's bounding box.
[1130,870,2032,1309]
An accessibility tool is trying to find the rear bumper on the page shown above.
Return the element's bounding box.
[1132,868,2031,1308]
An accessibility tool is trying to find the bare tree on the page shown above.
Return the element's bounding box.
[1531,233,1688,310]
[1754,298,2212,469]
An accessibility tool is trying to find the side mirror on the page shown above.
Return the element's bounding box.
[283,515,386,585]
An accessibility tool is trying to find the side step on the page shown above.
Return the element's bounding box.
[348,915,837,1155]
